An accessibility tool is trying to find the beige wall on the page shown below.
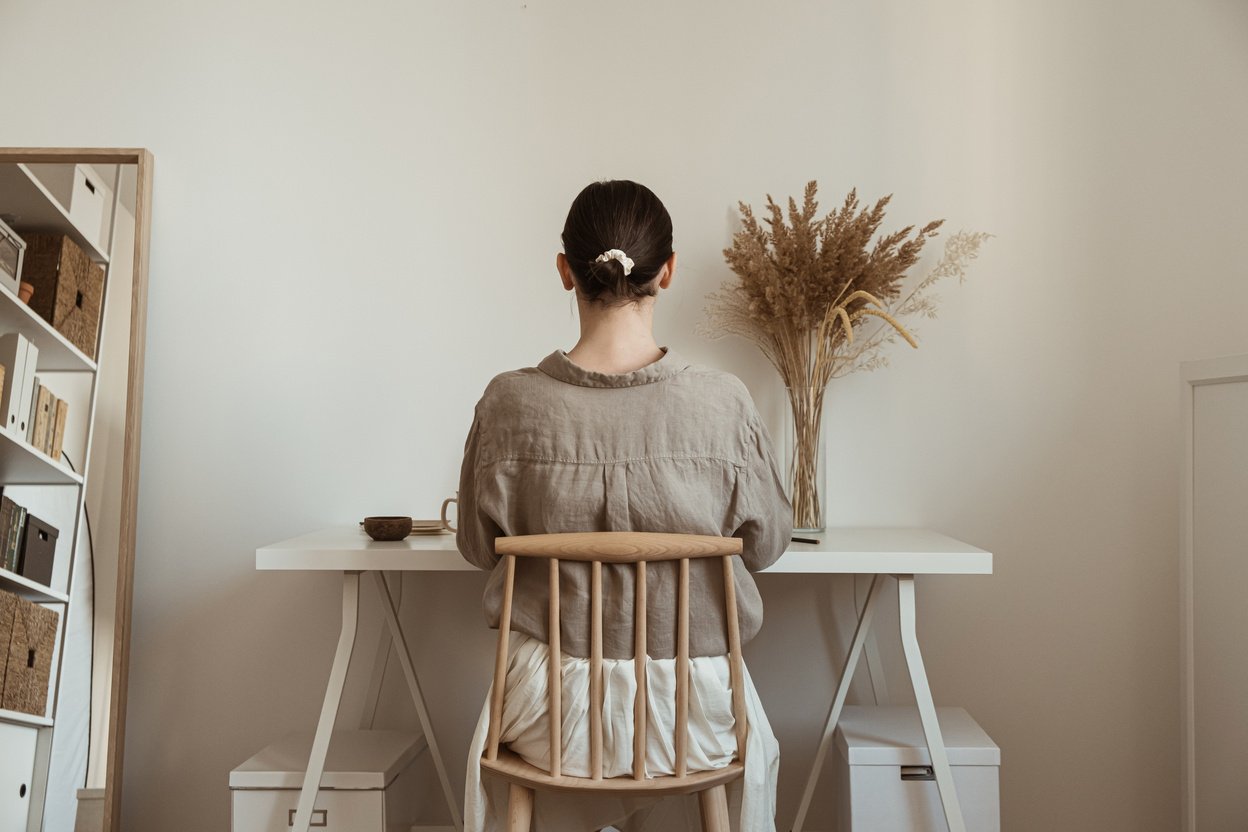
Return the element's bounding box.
[4,0,1247,829]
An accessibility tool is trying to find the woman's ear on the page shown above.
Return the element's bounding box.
[556,253,576,291]
[658,252,677,290]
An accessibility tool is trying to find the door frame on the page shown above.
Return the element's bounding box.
[1179,353,1248,831]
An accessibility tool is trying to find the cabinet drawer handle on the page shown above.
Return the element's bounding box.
[287,808,327,827]
[900,765,935,781]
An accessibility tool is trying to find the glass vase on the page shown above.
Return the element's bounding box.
[783,385,827,533]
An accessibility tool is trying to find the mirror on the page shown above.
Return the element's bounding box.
[0,148,152,832]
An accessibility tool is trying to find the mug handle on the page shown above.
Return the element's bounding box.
[440,495,458,533]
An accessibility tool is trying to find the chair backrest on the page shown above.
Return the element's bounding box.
[486,532,747,782]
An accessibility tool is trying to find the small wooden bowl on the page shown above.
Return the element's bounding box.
[363,516,412,541]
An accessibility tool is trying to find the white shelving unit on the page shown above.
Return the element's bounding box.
[0,161,114,832]
[0,165,109,265]
[0,276,97,373]
[0,430,85,487]
[0,707,54,728]
[0,567,70,604]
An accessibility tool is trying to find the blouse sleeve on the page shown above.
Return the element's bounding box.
[455,412,502,570]
[732,414,793,572]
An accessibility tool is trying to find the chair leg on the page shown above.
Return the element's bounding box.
[506,784,534,832]
[698,784,730,832]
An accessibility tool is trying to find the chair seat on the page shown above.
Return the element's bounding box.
[481,748,745,797]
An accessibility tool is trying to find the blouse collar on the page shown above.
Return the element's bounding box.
[537,347,689,388]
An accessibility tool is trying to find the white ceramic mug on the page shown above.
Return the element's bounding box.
[440,493,458,533]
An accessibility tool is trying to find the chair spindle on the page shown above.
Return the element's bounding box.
[549,557,561,778]
[590,559,604,780]
[633,560,648,781]
[723,555,748,761]
[675,557,690,778]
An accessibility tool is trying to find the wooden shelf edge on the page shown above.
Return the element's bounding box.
[2,148,147,165]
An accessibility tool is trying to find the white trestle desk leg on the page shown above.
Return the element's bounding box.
[792,574,888,832]
[898,575,967,832]
[373,571,465,832]
[292,571,361,832]
[858,575,890,706]
[360,572,396,729]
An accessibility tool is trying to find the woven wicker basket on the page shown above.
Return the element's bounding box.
[1,597,59,715]
[0,590,17,689]
[19,232,106,360]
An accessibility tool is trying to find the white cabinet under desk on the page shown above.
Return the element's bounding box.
[255,526,992,832]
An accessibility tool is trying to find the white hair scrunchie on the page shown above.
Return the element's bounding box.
[594,249,634,276]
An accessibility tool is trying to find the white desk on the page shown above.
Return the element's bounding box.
[256,526,991,832]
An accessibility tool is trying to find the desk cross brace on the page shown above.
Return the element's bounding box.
[290,571,465,832]
[791,574,967,832]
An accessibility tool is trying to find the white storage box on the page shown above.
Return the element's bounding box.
[0,721,38,831]
[230,730,426,832]
[23,164,107,250]
[833,706,1000,832]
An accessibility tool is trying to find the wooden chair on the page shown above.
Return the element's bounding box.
[481,532,749,832]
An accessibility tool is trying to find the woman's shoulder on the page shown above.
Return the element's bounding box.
[471,353,761,423]
[474,365,546,411]
[677,361,751,396]
[671,361,760,414]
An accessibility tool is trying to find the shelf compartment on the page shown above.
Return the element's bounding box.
[0,163,104,372]
[0,567,68,604]
[0,707,53,728]
[0,276,97,372]
[0,163,109,264]
[0,429,83,485]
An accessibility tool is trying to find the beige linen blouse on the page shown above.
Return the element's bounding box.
[456,348,792,659]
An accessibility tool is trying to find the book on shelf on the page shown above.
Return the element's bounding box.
[28,381,51,452]
[0,496,13,573]
[0,494,26,575]
[20,377,68,462]
[42,393,56,455]
[51,398,68,462]
[8,505,27,574]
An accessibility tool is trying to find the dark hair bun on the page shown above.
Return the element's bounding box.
[561,180,673,304]
[583,256,631,299]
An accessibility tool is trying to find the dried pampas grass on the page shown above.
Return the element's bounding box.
[699,181,989,528]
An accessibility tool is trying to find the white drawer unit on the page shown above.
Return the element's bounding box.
[0,721,38,830]
[832,706,1001,832]
[229,730,426,832]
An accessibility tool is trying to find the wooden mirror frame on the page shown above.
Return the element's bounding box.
[0,147,152,832]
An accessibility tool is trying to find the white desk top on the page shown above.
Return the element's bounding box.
[256,526,991,576]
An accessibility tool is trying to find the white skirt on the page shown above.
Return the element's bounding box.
[465,633,780,832]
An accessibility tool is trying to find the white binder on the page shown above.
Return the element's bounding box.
[15,339,37,439]
[0,333,38,438]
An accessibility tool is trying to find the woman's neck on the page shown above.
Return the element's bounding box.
[566,296,664,374]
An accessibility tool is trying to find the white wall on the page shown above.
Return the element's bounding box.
[4,1,1247,829]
